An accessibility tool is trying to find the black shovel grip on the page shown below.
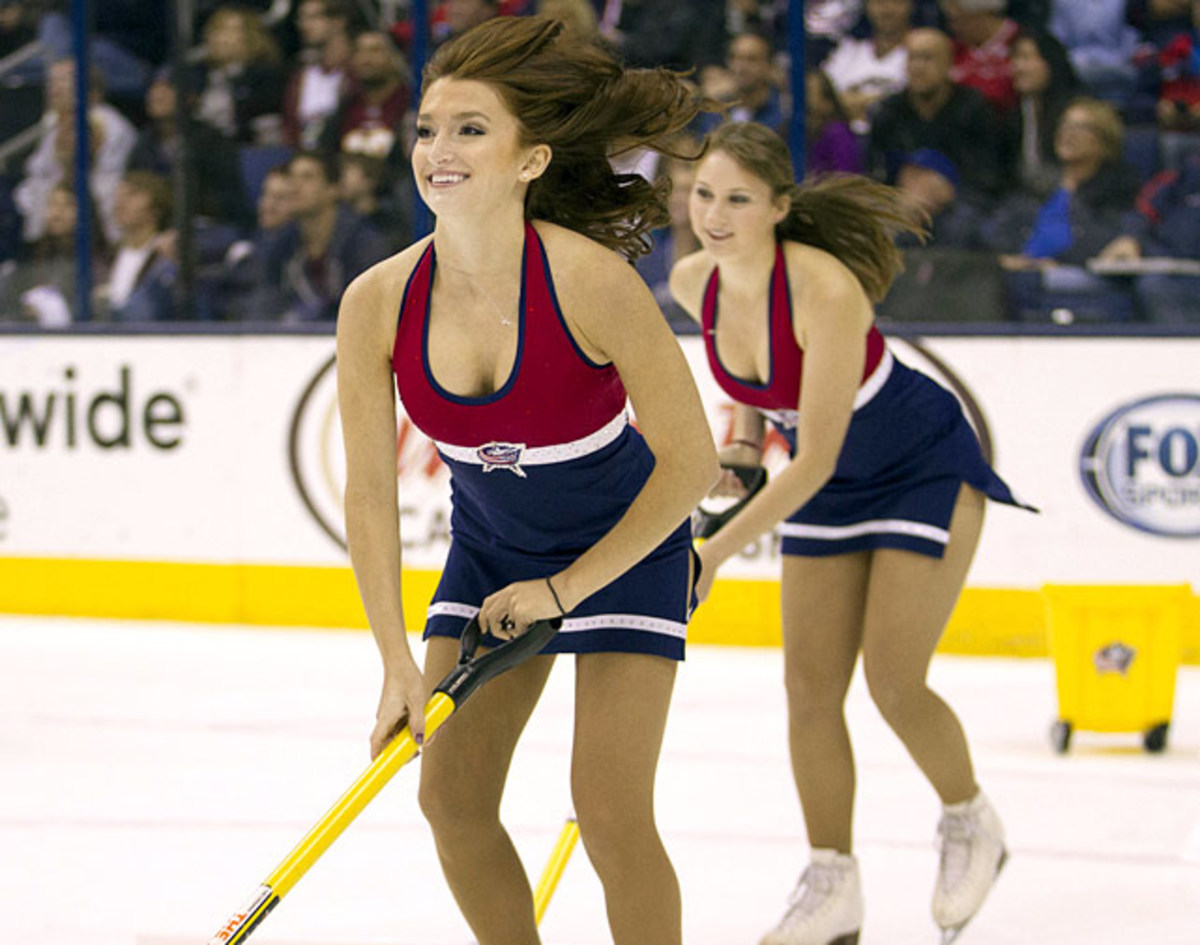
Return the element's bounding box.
[692,464,768,539]
[433,616,562,706]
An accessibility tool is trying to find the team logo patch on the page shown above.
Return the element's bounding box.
[1093,641,1136,676]
[478,441,527,477]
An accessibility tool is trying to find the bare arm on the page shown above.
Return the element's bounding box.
[697,248,871,575]
[720,402,767,457]
[336,252,428,755]
[668,248,766,481]
[1098,235,1141,261]
[667,249,709,327]
[557,250,720,606]
[479,233,719,630]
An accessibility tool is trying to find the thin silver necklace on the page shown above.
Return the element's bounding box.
[436,260,518,328]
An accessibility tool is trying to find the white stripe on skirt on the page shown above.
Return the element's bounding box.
[779,516,950,546]
[427,601,687,640]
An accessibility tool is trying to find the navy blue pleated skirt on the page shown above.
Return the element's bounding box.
[777,354,1034,558]
[423,423,697,661]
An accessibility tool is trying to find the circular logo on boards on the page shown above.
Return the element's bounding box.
[289,354,347,549]
[1080,393,1200,537]
[288,354,450,555]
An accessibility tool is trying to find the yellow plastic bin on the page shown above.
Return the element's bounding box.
[1042,584,1190,754]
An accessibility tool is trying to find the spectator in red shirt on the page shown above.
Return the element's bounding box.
[319,29,414,249]
[321,30,411,161]
[939,0,1019,111]
[1149,0,1200,134]
[391,0,525,53]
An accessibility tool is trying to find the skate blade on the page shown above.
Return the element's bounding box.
[937,847,1009,945]
[761,931,859,945]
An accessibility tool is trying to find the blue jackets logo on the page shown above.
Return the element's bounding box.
[1093,641,1136,676]
[478,442,527,477]
[1080,394,1200,537]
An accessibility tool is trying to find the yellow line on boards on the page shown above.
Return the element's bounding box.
[0,556,1195,663]
[0,556,430,632]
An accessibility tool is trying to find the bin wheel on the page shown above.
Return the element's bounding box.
[1143,722,1169,753]
[1050,719,1072,754]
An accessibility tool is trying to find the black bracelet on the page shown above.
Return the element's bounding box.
[546,576,567,616]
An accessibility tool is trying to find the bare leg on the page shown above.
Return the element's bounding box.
[571,651,681,945]
[417,636,555,945]
[780,552,871,853]
[860,485,986,805]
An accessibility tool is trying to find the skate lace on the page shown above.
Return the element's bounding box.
[781,863,839,927]
[937,811,978,890]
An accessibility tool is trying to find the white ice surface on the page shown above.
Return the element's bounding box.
[2,616,1198,945]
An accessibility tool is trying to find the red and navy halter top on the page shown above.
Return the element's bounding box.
[392,223,628,449]
[701,243,885,413]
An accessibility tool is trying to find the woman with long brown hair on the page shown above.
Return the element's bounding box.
[336,16,718,945]
[670,121,1033,945]
[194,4,286,143]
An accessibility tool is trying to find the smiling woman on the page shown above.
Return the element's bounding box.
[333,14,721,945]
[669,121,1036,945]
[417,16,711,259]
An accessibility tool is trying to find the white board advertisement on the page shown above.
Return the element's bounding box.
[2,334,1198,590]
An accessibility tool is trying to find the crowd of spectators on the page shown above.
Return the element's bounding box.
[0,0,1198,326]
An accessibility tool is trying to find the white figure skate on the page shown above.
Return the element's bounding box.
[760,848,863,945]
[933,791,1007,943]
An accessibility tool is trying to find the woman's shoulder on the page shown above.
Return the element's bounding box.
[781,239,844,274]
[781,240,871,303]
[530,221,670,356]
[533,220,617,262]
[340,236,433,323]
[665,248,714,320]
[666,247,712,294]
[532,220,644,294]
